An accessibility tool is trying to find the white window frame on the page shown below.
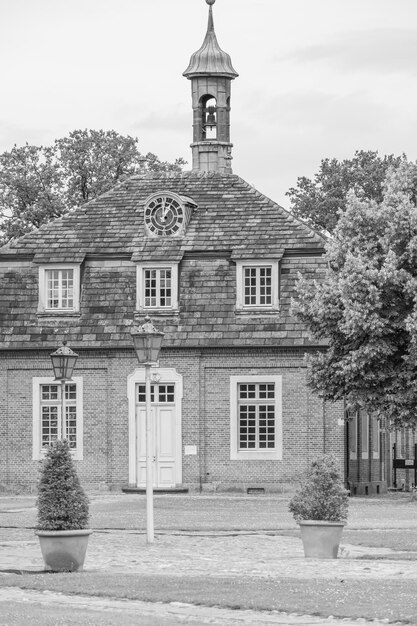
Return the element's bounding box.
[349,412,357,460]
[32,376,83,460]
[372,415,380,459]
[394,429,403,457]
[38,264,80,313]
[136,262,179,312]
[230,375,282,460]
[236,260,279,311]
[361,411,369,459]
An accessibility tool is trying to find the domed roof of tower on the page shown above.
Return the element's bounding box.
[183,0,238,79]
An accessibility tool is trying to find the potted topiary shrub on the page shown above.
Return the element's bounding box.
[289,453,349,559]
[36,440,92,572]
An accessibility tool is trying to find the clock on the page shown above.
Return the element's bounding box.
[144,193,185,236]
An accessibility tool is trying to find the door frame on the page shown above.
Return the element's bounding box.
[127,368,183,486]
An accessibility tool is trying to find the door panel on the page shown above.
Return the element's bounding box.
[158,465,176,486]
[137,407,147,458]
[136,389,177,487]
[158,408,175,457]
[156,408,176,485]
[136,406,154,486]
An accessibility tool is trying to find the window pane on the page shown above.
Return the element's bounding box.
[137,384,155,403]
[372,416,380,456]
[144,268,172,308]
[247,385,256,398]
[41,406,58,448]
[237,383,276,451]
[61,270,74,309]
[244,267,257,305]
[349,413,357,456]
[46,270,59,309]
[166,385,175,402]
[158,384,175,403]
[45,269,74,309]
[242,266,273,307]
[159,269,172,307]
[361,411,369,457]
[65,384,76,400]
[66,405,77,448]
[41,385,58,401]
[40,382,77,450]
[259,267,272,305]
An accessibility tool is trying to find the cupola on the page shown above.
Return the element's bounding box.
[183,0,238,174]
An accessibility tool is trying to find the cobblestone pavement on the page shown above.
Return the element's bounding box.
[1,493,416,581]
[0,527,415,580]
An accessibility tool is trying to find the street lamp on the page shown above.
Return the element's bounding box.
[50,341,79,442]
[130,316,164,544]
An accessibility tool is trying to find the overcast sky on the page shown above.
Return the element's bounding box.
[1,0,417,207]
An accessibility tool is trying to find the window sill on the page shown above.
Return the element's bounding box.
[230,450,281,461]
[37,311,81,318]
[234,308,279,317]
[36,449,82,461]
[135,309,180,317]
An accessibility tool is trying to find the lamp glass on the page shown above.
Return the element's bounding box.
[131,331,164,364]
[50,346,79,381]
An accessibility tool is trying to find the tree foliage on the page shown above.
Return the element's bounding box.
[289,454,349,522]
[293,160,417,427]
[287,150,404,234]
[37,440,89,531]
[0,129,186,244]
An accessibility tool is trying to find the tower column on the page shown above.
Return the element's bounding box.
[183,0,238,174]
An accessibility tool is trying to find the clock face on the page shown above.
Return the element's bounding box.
[144,195,184,236]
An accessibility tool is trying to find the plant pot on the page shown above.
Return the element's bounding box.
[298,520,344,559]
[36,529,93,572]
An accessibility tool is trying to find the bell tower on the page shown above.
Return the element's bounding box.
[183,0,238,174]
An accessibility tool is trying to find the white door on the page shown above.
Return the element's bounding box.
[136,383,177,487]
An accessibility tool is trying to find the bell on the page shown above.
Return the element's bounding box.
[206,106,216,128]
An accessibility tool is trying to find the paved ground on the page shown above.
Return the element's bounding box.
[0,587,404,626]
[0,492,416,625]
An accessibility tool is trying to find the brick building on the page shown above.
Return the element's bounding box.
[0,0,350,493]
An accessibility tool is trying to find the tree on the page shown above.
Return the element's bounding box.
[286,150,404,234]
[0,129,186,244]
[37,439,89,531]
[0,144,65,242]
[293,160,417,427]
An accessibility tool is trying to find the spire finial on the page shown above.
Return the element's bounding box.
[184,0,237,80]
[206,0,215,32]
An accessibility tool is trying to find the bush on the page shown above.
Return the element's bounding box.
[36,440,89,531]
[289,454,349,522]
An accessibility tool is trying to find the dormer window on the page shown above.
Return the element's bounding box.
[145,267,172,308]
[38,264,80,314]
[136,262,179,314]
[236,260,279,312]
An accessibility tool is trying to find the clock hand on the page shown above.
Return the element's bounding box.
[161,198,167,222]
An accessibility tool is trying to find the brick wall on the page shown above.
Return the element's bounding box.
[0,346,345,493]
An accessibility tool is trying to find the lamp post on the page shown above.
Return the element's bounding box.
[130,316,164,544]
[50,341,79,442]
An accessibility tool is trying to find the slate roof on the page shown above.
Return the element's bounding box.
[0,171,326,350]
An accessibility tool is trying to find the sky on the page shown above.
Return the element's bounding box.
[1,0,417,208]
